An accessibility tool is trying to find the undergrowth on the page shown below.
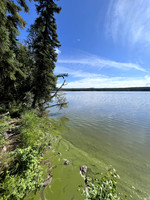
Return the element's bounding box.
[0,110,57,200]
[79,169,127,200]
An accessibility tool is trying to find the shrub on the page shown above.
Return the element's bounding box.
[80,169,125,200]
[0,147,43,200]
[20,110,52,149]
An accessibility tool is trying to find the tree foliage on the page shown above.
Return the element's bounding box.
[0,0,62,111]
[0,0,29,106]
[28,0,61,108]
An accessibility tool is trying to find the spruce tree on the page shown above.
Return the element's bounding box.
[28,0,61,108]
[0,0,29,106]
[15,43,35,106]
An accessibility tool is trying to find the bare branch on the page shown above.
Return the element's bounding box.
[50,79,67,100]
[45,102,68,109]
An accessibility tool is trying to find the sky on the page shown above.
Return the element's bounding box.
[19,0,150,88]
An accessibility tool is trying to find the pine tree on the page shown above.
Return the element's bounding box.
[28,0,61,108]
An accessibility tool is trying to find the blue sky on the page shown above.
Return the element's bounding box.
[19,0,150,88]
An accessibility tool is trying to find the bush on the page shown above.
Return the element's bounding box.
[20,110,52,149]
[0,147,43,200]
[80,169,125,200]
[0,110,54,200]
[0,109,64,199]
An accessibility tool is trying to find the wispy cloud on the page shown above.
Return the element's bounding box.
[58,75,150,88]
[56,65,150,88]
[55,66,105,78]
[106,0,150,46]
[58,56,146,72]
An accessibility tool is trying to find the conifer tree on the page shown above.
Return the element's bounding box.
[28,0,61,108]
[0,0,29,106]
[15,43,35,105]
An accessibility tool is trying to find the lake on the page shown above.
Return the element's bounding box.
[50,92,150,200]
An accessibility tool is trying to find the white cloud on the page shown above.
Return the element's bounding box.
[106,0,150,46]
[58,76,150,88]
[55,65,105,78]
[55,48,61,55]
[56,65,150,88]
[58,56,146,72]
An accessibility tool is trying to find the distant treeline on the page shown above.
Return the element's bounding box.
[60,87,150,92]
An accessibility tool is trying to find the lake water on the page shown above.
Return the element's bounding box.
[51,92,150,200]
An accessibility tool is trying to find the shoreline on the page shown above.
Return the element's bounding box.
[60,87,150,92]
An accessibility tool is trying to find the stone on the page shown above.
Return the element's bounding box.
[44,160,51,165]
[64,160,70,165]
[43,176,52,187]
[80,165,88,176]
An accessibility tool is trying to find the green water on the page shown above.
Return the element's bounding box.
[26,137,109,200]
[27,92,150,200]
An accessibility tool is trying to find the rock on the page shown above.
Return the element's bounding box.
[44,160,51,165]
[43,176,52,187]
[48,146,52,149]
[64,160,70,165]
[80,165,88,176]
[84,185,89,195]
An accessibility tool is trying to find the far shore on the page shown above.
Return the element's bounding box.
[60,86,150,92]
